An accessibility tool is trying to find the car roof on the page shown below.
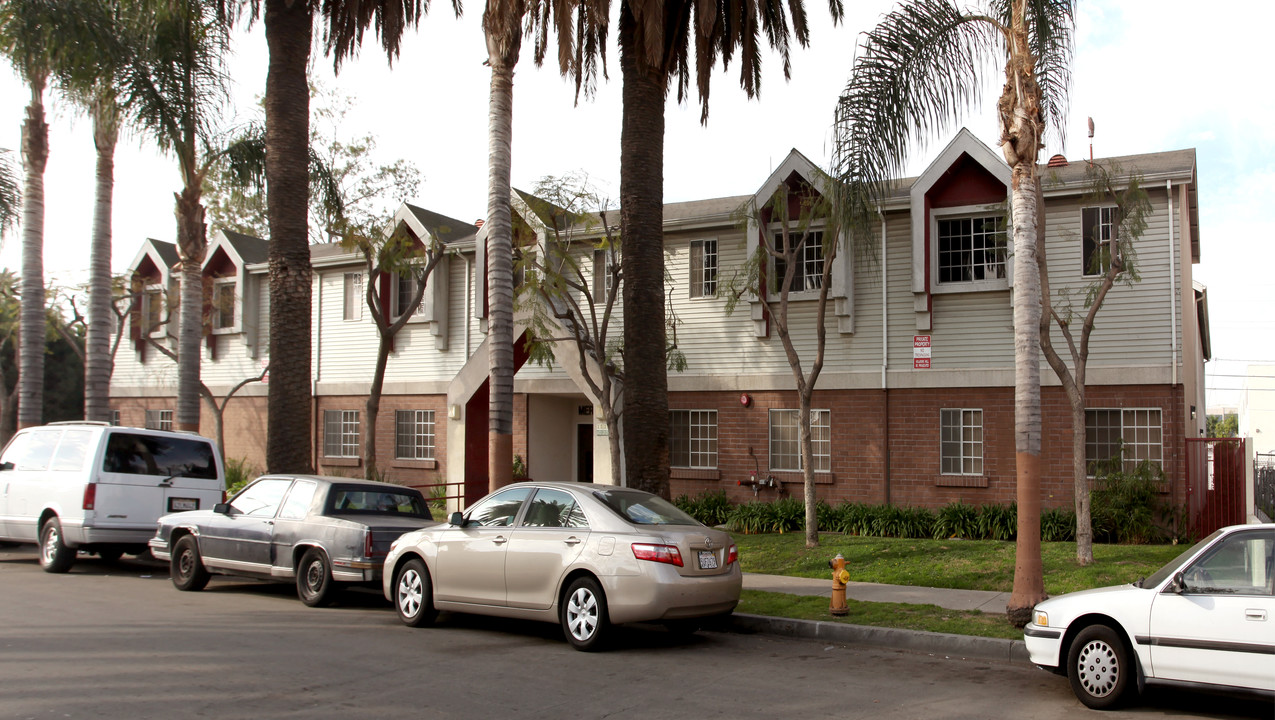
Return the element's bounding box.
[256,474,426,492]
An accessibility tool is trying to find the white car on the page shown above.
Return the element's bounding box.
[1024,523,1274,709]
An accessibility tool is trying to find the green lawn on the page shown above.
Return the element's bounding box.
[732,532,1186,596]
[735,590,1024,640]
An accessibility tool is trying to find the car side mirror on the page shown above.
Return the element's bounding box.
[449,511,465,527]
[0,461,12,471]
[214,502,231,515]
[1168,571,1186,594]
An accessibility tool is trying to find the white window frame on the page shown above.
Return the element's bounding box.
[144,409,173,431]
[142,284,166,336]
[1081,206,1118,277]
[769,409,831,473]
[343,272,363,322]
[110,410,121,427]
[395,409,436,460]
[930,205,1008,293]
[689,239,718,299]
[1085,408,1163,475]
[940,408,984,476]
[771,226,825,298]
[669,409,718,469]
[211,278,237,333]
[593,248,617,301]
[391,269,427,322]
[323,410,360,458]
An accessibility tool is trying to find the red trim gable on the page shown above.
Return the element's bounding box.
[927,152,1007,208]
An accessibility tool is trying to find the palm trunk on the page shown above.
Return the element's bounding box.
[618,6,670,498]
[17,80,47,429]
[85,97,118,423]
[264,0,314,474]
[174,183,206,432]
[485,23,518,493]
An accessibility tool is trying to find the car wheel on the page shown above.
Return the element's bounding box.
[1067,624,1132,710]
[38,517,75,573]
[171,535,210,591]
[297,548,338,607]
[561,576,609,652]
[394,558,437,627]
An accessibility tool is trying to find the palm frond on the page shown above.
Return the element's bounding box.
[321,0,461,73]
[0,149,19,239]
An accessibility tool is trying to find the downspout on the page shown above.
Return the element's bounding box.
[1167,181,1177,388]
[313,270,323,472]
[464,253,472,358]
[879,207,891,506]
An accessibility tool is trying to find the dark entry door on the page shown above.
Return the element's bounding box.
[576,424,594,483]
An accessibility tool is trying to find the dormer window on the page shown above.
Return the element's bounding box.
[931,208,1008,293]
[143,285,165,336]
[773,228,824,295]
[392,270,425,320]
[211,279,236,331]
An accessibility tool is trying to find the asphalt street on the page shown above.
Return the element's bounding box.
[1,545,1270,720]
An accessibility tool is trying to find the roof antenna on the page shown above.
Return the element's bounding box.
[1087,117,1095,164]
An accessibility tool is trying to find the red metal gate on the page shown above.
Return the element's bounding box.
[1184,438,1247,538]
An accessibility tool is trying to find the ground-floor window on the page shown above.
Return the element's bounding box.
[769,409,830,472]
[669,410,718,469]
[144,409,173,431]
[395,409,436,460]
[1085,408,1163,473]
[940,408,983,475]
[323,410,360,458]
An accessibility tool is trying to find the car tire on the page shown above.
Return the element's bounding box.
[561,576,609,652]
[171,535,210,592]
[394,558,437,627]
[1067,624,1132,710]
[39,517,75,573]
[297,548,338,608]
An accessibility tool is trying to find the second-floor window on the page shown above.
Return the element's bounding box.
[343,272,363,321]
[143,285,165,334]
[395,409,436,460]
[212,279,236,330]
[769,409,830,472]
[593,249,616,300]
[689,239,717,298]
[936,215,1007,286]
[669,410,718,469]
[393,271,425,320]
[940,408,984,475]
[1082,206,1119,277]
[323,410,360,458]
[773,229,824,294]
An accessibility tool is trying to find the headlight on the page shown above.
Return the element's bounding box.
[1034,610,1049,627]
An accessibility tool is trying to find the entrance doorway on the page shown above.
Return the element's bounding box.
[576,424,594,483]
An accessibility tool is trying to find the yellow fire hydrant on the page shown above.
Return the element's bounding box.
[829,553,850,616]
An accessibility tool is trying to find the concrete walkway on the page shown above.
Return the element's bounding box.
[743,573,1011,615]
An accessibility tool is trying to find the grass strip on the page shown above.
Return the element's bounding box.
[736,590,1023,640]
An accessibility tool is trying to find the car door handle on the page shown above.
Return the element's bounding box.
[492,535,507,545]
[564,537,581,546]
[1245,609,1267,621]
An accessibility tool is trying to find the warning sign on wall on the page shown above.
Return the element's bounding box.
[913,335,931,369]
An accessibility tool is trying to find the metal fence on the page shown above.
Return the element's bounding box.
[1257,452,1275,523]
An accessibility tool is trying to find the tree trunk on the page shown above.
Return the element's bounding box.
[84,97,118,423]
[798,393,819,547]
[264,0,314,473]
[618,6,670,498]
[174,183,206,433]
[485,34,517,494]
[365,336,392,481]
[18,81,47,430]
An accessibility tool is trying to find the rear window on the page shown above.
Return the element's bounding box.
[327,486,433,520]
[102,432,219,479]
[593,488,702,526]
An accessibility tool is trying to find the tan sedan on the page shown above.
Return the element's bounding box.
[383,481,741,650]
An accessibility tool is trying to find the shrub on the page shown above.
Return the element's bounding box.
[728,501,770,534]
[977,503,1017,541]
[674,490,733,526]
[1091,451,1170,544]
[224,457,259,497]
[1040,507,1076,542]
[933,501,979,539]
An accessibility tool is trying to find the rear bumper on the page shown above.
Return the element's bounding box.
[603,562,743,624]
[68,522,155,548]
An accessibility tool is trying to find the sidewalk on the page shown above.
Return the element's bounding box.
[734,573,1029,665]
[742,573,1011,615]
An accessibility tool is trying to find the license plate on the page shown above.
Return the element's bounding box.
[698,550,718,570]
[168,497,199,512]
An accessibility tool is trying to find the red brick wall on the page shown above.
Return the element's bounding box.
[313,395,448,488]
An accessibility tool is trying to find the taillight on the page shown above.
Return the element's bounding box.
[364,530,375,559]
[82,483,96,511]
[631,543,683,567]
[727,543,738,565]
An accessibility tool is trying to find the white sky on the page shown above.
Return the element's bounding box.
[1,0,1272,410]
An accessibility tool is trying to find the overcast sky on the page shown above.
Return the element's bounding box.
[1,0,1271,410]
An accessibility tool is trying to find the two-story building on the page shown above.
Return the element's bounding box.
[109,130,1209,512]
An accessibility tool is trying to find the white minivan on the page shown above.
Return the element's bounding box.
[0,422,225,572]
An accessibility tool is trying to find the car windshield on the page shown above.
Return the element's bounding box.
[593,488,702,526]
[328,487,433,519]
[1139,529,1223,588]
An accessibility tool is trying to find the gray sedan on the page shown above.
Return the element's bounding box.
[151,475,436,606]
[384,481,742,650]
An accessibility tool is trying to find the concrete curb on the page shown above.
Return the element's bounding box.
[724,613,1032,666]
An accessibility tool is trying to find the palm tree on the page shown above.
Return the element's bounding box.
[0,0,60,430]
[613,0,843,497]
[0,149,17,237]
[110,0,236,433]
[214,0,458,474]
[830,0,1076,626]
